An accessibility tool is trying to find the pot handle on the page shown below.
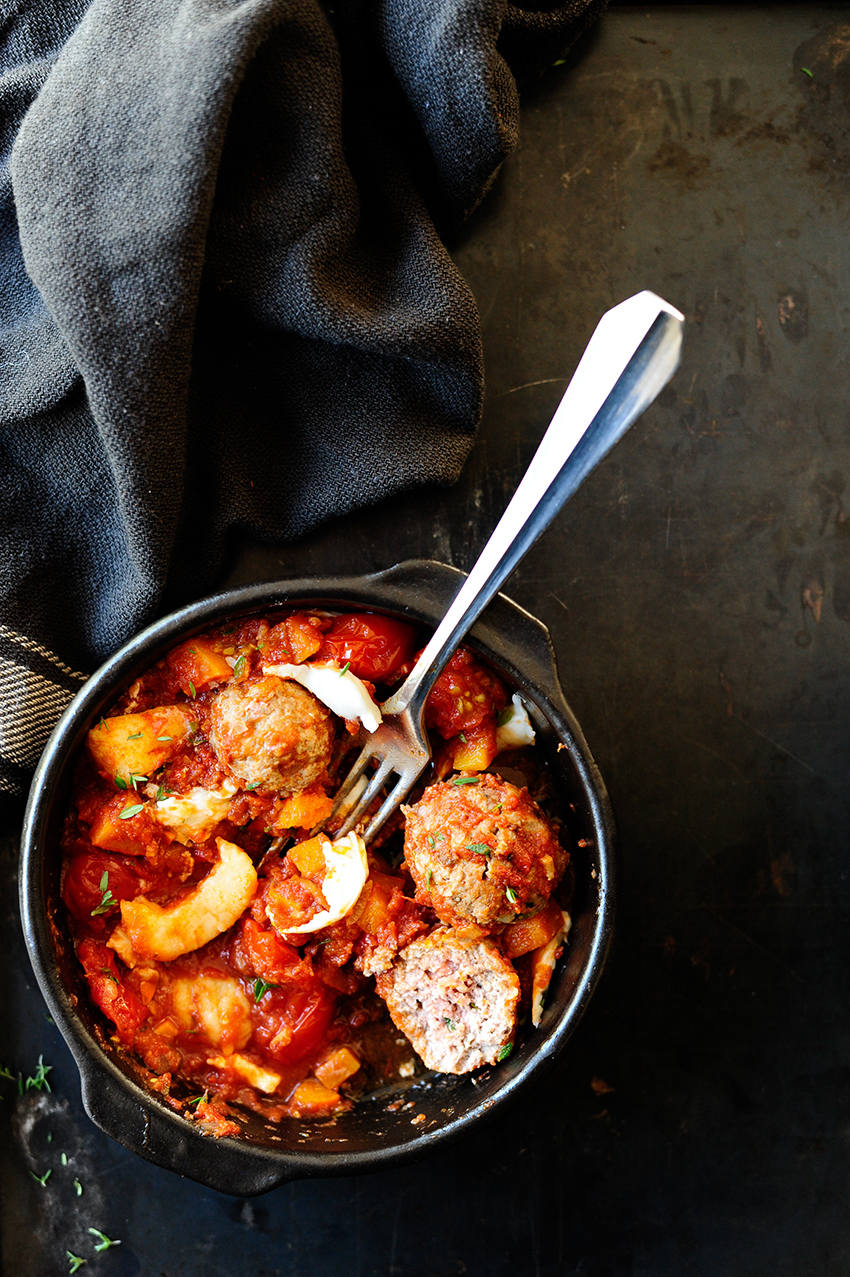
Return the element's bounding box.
[79,1056,294,1196]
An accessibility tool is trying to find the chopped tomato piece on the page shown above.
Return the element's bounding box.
[62,850,149,922]
[255,984,337,1063]
[77,939,149,1045]
[424,647,508,738]
[238,917,306,985]
[316,613,417,682]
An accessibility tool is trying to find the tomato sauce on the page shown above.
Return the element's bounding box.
[61,609,566,1129]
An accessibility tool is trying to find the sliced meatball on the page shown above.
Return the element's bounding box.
[403,773,567,929]
[376,929,519,1073]
[208,674,334,795]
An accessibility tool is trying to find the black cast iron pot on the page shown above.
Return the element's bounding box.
[20,560,615,1195]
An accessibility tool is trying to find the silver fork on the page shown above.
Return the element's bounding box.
[333,290,684,842]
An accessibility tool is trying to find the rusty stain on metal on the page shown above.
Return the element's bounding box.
[802,578,823,622]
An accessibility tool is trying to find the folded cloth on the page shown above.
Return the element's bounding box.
[0,0,605,804]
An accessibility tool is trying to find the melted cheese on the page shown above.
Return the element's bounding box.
[263,662,381,732]
[153,783,236,845]
[496,693,536,751]
[285,832,369,934]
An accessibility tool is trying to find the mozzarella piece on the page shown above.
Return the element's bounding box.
[153,783,236,845]
[263,662,382,733]
[107,838,257,964]
[496,693,536,751]
[285,832,369,935]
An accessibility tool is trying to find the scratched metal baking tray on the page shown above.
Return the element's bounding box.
[4,7,850,1274]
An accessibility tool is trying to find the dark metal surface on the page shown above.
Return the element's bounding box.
[4,5,850,1272]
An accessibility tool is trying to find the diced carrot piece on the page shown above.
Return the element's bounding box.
[313,1046,361,1090]
[287,835,326,880]
[87,706,192,783]
[451,720,498,772]
[239,918,304,984]
[89,794,154,856]
[285,615,324,663]
[502,899,565,959]
[287,1077,342,1114]
[275,787,334,832]
[168,637,232,695]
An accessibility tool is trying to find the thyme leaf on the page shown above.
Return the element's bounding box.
[253,978,278,1002]
[88,1229,121,1253]
[25,1055,53,1092]
[91,871,116,916]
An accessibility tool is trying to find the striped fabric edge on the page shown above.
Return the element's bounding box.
[0,631,91,799]
[0,625,88,681]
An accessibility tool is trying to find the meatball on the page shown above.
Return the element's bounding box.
[403,773,567,929]
[208,674,334,795]
[376,928,519,1074]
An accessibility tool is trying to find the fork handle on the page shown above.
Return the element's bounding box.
[381,290,684,725]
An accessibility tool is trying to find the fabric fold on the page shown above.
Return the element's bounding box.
[1,0,603,802]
